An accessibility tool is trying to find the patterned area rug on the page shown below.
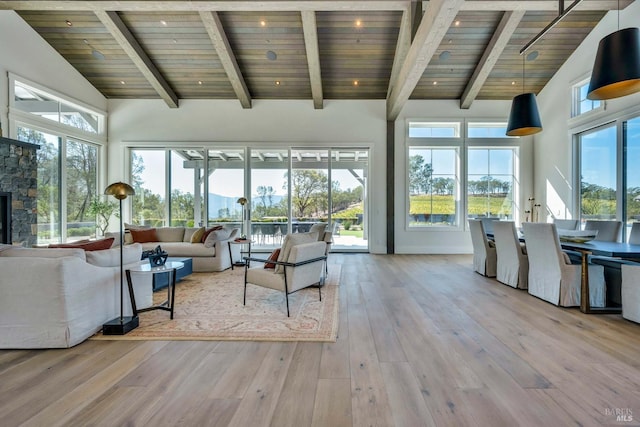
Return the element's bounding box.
[92,265,340,342]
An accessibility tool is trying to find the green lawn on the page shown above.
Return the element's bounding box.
[339,229,364,238]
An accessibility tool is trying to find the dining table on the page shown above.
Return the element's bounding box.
[487,231,640,314]
[558,240,640,313]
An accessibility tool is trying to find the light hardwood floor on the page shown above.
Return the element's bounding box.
[2,254,640,426]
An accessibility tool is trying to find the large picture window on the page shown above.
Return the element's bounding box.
[408,147,458,227]
[17,126,99,244]
[578,125,617,224]
[467,148,516,221]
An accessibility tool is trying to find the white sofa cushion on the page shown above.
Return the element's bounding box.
[0,247,86,261]
[85,243,144,267]
[155,227,185,242]
[140,241,215,257]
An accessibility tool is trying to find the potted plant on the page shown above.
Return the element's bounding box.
[88,197,118,237]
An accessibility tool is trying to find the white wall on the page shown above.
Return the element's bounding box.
[535,1,640,222]
[392,99,531,254]
[0,11,107,136]
[107,98,389,253]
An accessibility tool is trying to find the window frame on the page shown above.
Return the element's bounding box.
[406,143,461,230]
[571,77,605,119]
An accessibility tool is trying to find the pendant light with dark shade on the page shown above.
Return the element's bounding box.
[587,0,640,100]
[506,55,542,137]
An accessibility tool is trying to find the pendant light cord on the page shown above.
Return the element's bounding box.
[522,55,525,94]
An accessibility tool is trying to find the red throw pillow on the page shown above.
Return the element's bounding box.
[201,225,224,243]
[264,248,281,269]
[49,237,115,251]
[130,228,158,243]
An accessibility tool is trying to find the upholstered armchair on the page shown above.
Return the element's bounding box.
[493,221,528,289]
[244,236,327,317]
[468,219,497,277]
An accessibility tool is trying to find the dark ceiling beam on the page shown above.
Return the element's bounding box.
[460,10,525,109]
[386,0,465,121]
[0,1,409,12]
[199,11,252,109]
[94,10,179,108]
[301,11,323,109]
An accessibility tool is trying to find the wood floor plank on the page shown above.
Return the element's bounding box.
[208,341,272,399]
[227,342,297,427]
[0,254,639,427]
[20,341,168,427]
[348,302,394,427]
[269,342,322,427]
[311,378,352,427]
[379,361,435,427]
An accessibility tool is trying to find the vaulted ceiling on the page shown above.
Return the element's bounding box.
[1,1,633,119]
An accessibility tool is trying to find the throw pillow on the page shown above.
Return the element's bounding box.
[48,237,115,252]
[264,248,281,269]
[130,228,158,243]
[190,226,206,243]
[274,231,319,274]
[201,225,224,243]
[203,228,232,248]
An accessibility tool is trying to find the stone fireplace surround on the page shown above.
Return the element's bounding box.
[0,136,39,247]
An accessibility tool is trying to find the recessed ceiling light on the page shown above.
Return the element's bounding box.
[120,81,126,85]
[353,80,359,86]
[65,20,73,27]
[260,20,266,27]
[455,20,460,26]
[433,81,438,85]
[173,39,177,43]
[198,81,203,85]
[512,81,516,85]
[275,80,281,85]
[160,20,167,26]
[266,50,277,61]
[355,20,362,27]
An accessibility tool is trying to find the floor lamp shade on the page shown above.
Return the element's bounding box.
[587,27,640,100]
[506,93,543,136]
[102,181,138,335]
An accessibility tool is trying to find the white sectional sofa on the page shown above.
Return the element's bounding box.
[0,243,152,349]
[124,226,241,272]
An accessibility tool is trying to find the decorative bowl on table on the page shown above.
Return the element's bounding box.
[557,229,598,243]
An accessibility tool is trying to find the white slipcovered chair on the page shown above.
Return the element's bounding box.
[620,263,640,324]
[468,219,497,277]
[493,221,528,289]
[553,218,579,231]
[522,222,605,307]
[244,232,326,317]
[585,220,623,242]
[628,222,640,244]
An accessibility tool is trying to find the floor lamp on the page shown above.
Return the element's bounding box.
[237,197,247,239]
[102,182,138,335]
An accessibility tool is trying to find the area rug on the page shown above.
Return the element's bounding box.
[92,265,340,342]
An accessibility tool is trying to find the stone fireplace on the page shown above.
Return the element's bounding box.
[0,136,39,247]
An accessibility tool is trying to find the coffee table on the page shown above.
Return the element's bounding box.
[152,257,193,290]
[126,261,184,319]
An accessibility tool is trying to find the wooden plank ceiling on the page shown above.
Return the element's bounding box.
[1,1,633,119]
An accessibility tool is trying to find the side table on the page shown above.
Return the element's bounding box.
[126,261,184,320]
[229,239,253,270]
